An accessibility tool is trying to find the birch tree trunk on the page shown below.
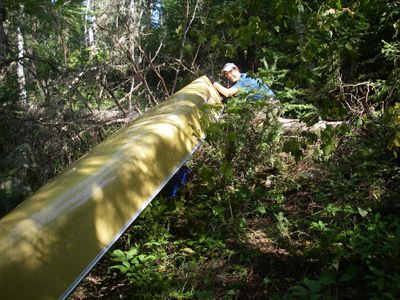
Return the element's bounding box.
[85,0,97,54]
[16,4,27,106]
[127,0,139,110]
[128,0,139,62]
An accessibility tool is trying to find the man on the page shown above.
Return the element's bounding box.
[212,63,275,101]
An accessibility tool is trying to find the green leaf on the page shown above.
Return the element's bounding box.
[358,207,368,218]
[181,247,196,254]
[356,117,363,127]
[319,270,335,285]
[111,249,126,262]
[197,32,207,44]
[109,265,129,274]
[345,42,354,51]
[263,276,271,286]
[184,44,193,54]
[339,266,357,282]
[126,248,139,261]
[221,162,234,178]
[256,206,266,214]
[210,35,220,48]
[368,265,385,276]
[122,261,130,268]
[137,254,147,262]
[283,139,304,161]
[290,285,309,296]
[304,277,322,293]
[175,24,183,35]
[322,139,337,156]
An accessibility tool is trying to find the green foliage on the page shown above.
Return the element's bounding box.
[384,102,400,157]
[0,144,36,217]
[289,271,335,300]
[281,122,350,164]
[300,210,400,299]
[206,98,282,180]
[100,107,400,299]
[382,40,400,66]
[105,98,283,298]
[281,102,319,120]
[279,120,400,299]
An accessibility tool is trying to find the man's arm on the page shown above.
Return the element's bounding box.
[213,82,238,98]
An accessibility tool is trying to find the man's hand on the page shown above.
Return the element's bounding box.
[212,81,238,98]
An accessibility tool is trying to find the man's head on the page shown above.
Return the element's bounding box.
[222,63,241,83]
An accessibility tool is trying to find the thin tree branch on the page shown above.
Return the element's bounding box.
[171,0,200,93]
[101,77,127,116]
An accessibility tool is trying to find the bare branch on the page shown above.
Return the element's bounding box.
[171,0,201,93]
[101,76,127,116]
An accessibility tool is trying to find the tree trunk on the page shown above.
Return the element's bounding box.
[128,0,140,63]
[16,5,27,106]
[294,14,305,48]
[85,0,97,54]
[279,118,344,132]
[0,0,8,64]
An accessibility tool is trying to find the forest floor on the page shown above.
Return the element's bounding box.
[69,118,400,300]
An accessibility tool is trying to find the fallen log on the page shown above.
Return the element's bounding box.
[279,117,344,131]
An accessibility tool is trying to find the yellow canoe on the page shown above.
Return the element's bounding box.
[0,76,221,299]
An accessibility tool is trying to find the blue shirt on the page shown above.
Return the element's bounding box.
[233,73,275,101]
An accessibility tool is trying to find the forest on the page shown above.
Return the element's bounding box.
[1,0,399,299]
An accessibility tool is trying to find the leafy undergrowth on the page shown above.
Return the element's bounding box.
[70,101,400,300]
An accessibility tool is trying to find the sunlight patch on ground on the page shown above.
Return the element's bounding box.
[244,220,290,256]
